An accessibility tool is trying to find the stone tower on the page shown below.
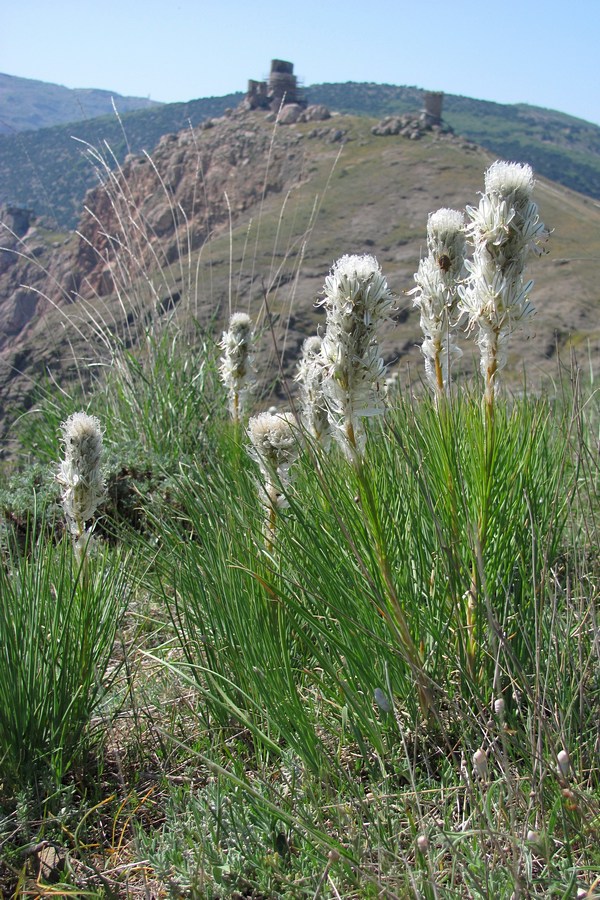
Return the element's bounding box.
[422,91,444,126]
[268,60,306,110]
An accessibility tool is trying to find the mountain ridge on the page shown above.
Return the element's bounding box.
[2,79,600,229]
[0,72,162,133]
[1,107,599,454]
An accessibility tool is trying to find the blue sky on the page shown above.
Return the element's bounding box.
[3,0,600,125]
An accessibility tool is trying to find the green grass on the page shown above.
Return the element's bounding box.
[4,343,598,896]
[0,136,599,897]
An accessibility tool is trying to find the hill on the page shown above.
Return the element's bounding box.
[1,107,599,453]
[2,81,600,230]
[310,84,600,201]
[0,72,161,133]
[0,93,244,227]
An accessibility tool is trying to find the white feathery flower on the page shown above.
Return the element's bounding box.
[318,254,394,458]
[220,312,256,422]
[427,208,466,269]
[458,160,548,400]
[410,208,466,396]
[484,159,535,201]
[247,411,299,510]
[294,336,331,448]
[57,412,105,537]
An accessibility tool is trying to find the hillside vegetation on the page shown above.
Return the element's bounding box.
[0,120,598,895]
[1,109,600,454]
[0,72,161,132]
[2,82,600,228]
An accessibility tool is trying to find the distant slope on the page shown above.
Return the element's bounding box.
[0,93,244,227]
[0,72,161,133]
[309,84,600,201]
[2,81,600,229]
[1,109,599,448]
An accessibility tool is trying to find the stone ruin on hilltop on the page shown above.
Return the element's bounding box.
[245,59,307,112]
[372,91,454,140]
[243,59,332,126]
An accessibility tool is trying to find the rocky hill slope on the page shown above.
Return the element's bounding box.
[2,82,600,229]
[1,106,599,454]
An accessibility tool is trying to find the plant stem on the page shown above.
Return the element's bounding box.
[347,425,433,717]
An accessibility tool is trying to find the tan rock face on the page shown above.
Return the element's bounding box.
[73,110,306,301]
[0,109,309,442]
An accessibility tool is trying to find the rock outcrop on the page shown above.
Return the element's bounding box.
[372,112,453,140]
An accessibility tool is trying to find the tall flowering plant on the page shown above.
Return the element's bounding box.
[458,160,547,411]
[319,254,394,460]
[316,254,432,713]
[220,312,256,425]
[410,208,466,400]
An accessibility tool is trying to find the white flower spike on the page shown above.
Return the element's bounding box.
[410,208,466,398]
[458,160,548,406]
[319,254,394,459]
[220,312,256,423]
[57,412,105,551]
[294,335,331,449]
[247,410,300,546]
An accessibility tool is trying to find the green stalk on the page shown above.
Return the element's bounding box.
[467,365,497,680]
[346,421,433,717]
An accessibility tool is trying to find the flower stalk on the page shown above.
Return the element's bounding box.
[410,208,466,401]
[57,412,105,564]
[220,312,256,427]
[247,411,299,550]
[317,254,432,715]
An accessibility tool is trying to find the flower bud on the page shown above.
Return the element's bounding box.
[472,748,488,779]
[557,749,570,778]
[416,834,429,854]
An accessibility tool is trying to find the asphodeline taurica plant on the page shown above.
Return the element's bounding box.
[294,335,331,449]
[247,410,299,548]
[410,207,466,399]
[57,412,105,557]
[219,312,256,425]
[458,160,548,408]
[319,254,395,459]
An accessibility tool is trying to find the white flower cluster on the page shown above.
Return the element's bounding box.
[294,336,331,448]
[57,412,105,542]
[219,312,255,422]
[318,254,394,458]
[458,160,548,394]
[410,208,466,395]
[247,411,299,512]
